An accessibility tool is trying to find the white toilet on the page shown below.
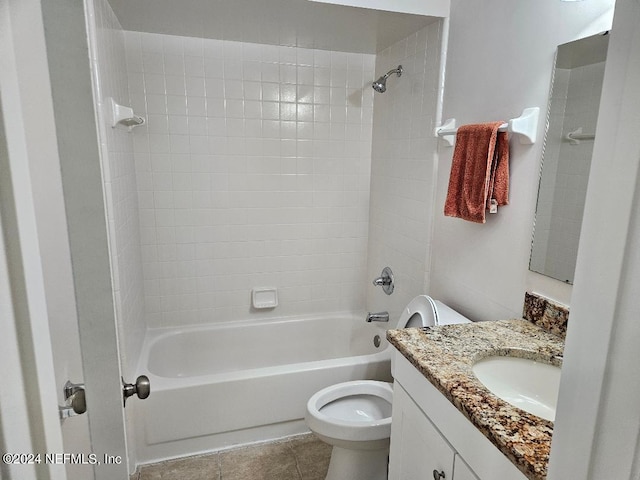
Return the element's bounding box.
[305,295,471,480]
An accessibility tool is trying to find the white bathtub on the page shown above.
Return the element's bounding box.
[134,313,392,463]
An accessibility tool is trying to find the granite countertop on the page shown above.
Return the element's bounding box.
[387,319,564,480]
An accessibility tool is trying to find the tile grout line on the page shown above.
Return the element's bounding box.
[284,437,305,480]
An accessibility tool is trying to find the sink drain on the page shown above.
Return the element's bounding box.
[373,335,381,348]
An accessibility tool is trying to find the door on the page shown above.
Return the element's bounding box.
[453,455,480,480]
[0,0,129,479]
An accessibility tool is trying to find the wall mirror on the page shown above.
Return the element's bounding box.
[529,32,609,284]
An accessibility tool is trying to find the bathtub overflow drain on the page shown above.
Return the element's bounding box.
[373,335,381,348]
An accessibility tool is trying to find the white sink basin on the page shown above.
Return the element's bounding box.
[472,355,561,421]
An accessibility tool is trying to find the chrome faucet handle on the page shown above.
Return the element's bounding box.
[372,267,394,295]
[366,311,389,323]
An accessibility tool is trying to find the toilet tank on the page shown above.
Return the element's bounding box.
[433,300,471,325]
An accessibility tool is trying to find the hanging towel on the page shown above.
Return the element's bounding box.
[444,122,510,223]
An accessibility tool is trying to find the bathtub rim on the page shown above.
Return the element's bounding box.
[137,311,392,391]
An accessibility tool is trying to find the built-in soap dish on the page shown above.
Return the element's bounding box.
[252,287,278,309]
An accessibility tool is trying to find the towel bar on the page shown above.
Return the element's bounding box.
[435,107,540,146]
[565,127,595,145]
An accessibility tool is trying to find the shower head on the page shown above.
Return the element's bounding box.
[372,65,403,93]
[372,79,387,93]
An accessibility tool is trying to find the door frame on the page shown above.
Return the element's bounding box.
[0,1,68,479]
[0,0,129,478]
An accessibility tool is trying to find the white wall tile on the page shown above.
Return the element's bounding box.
[127,32,376,327]
[366,23,442,323]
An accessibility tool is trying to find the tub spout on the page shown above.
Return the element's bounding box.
[366,311,389,323]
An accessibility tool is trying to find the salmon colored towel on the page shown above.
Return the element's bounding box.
[444,122,510,223]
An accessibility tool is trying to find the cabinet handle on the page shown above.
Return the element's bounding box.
[433,470,445,480]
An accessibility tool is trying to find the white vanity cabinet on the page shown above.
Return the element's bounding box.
[389,351,528,480]
[453,456,481,480]
[389,382,455,479]
[389,382,480,480]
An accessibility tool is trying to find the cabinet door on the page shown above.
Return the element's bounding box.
[389,383,455,479]
[454,454,480,480]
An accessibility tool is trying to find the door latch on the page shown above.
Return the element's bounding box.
[59,375,150,418]
[122,375,150,407]
[59,380,86,419]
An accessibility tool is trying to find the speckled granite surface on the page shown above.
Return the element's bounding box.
[387,319,564,480]
[523,292,569,339]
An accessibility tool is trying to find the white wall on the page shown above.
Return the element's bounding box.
[430,0,614,320]
[0,1,71,478]
[366,22,443,322]
[2,0,92,477]
[125,32,375,327]
[549,0,640,476]
[0,11,51,479]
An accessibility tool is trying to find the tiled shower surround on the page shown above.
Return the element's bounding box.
[125,25,442,328]
[125,32,378,326]
[367,25,442,323]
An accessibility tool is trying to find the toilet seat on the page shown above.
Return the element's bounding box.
[305,380,392,444]
[396,295,471,328]
[396,295,439,328]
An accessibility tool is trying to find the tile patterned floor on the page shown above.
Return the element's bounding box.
[130,434,332,480]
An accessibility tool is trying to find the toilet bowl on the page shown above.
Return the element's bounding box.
[306,381,393,480]
[305,295,471,480]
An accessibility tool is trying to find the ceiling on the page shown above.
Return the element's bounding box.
[107,0,439,54]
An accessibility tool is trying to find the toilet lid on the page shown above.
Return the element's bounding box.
[395,295,438,328]
[396,295,472,328]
